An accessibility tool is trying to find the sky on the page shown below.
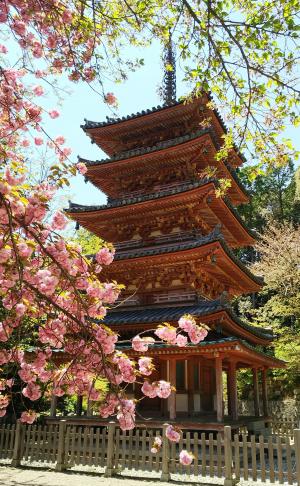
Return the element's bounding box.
[40,41,300,219]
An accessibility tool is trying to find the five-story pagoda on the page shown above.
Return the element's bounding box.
[67,53,284,431]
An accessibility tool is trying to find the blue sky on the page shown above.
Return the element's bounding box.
[40,41,300,218]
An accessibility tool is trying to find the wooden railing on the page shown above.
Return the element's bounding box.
[114,231,202,252]
[2,421,300,484]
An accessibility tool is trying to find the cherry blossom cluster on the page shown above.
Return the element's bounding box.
[0,0,119,173]
[0,162,210,437]
[155,315,208,347]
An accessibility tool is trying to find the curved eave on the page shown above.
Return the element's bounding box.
[66,181,255,248]
[78,130,249,204]
[102,306,273,346]
[81,95,245,166]
[102,236,262,295]
[121,338,285,369]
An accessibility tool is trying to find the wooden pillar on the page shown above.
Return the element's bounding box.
[187,358,195,417]
[215,355,223,423]
[50,394,57,418]
[227,361,238,421]
[252,367,260,417]
[76,395,83,416]
[160,360,168,417]
[169,359,176,420]
[262,368,269,416]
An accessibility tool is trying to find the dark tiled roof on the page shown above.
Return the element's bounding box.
[117,337,285,366]
[110,230,262,286]
[80,96,246,164]
[78,129,211,166]
[103,302,273,340]
[67,179,211,213]
[66,178,254,240]
[81,97,228,139]
[82,99,184,129]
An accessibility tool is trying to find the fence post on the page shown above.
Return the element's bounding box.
[104,421,116,477]
[224,426,234,486]
[55,420,67,472]
[161,423,170,482]
[11,421,24,467]
[295,429,300,486]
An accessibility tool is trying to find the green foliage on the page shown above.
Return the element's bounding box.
[238,161,299,233]
[238,222,300,395]
[72,228,105,255]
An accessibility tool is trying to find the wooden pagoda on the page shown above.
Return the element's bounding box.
[66,94,284,431]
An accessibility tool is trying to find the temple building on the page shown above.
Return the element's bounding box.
[66,55,284,431]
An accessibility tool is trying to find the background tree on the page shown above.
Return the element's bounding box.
[237,223,300,395]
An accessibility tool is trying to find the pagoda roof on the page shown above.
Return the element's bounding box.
[67,179,255,248]
[102,301,273,345]
[78,130,248,204]
[99,229,262,296]
[81,128,212,165]
[81,95,245,166]
[113,230,259,279]
[119,336,285,369]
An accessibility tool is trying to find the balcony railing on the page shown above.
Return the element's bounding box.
[115,230,202,252]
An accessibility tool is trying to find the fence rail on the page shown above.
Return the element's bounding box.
[1,421,300,484]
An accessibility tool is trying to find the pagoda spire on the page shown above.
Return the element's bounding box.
[162,32,176,104]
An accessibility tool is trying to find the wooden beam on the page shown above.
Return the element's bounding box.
[169,359,176,420]
[262,368,269,416]
[215,356,223,422]
[252,368,260,417]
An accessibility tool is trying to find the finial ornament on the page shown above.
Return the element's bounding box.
[162,32,176,104]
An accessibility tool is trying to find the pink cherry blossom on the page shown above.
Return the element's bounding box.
[132,335,155,352]
[105,92,117,106]
[156,380,172,399]
[62,9,73,24]
[138,357,153,376]
[22,383,42,401]
[95,247,115,265]
[55,136,66,146]
[17,242,33,258]
[151,436,162,453]
[52,211,68,230]
[34,137,43,146]
[155,325,177,345]
[20,411,37,424]
[33,85,44,96]
[176,334,188,347]
[49,110,60,119]
[166,425,181,442]
[141,380,157,398]
[179,450,194,466]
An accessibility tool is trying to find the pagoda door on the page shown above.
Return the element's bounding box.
[201,365,215,412]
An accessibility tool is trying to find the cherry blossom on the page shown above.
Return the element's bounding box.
[179,450,194,466]
[166,425,181,442]
[20,411,37,424]
[132,335,155,352]
[151,436,162,454]
[0,3,208,434]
